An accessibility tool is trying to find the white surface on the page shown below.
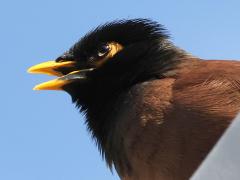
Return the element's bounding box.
[191,114,240,180]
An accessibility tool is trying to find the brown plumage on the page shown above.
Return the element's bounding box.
[112,60,240,180]
[28,19,240,180]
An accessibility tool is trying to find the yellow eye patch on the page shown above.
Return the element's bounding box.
[94,42,123,67]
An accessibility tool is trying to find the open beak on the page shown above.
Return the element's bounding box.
[28,60,93,90]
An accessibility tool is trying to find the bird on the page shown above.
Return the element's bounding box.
[28,19,240,180]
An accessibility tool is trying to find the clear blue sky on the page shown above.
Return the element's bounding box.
[1,0,240,180]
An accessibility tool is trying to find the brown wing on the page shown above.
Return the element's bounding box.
[168,60,240,179]
[118,60,240,180]
[174,60,240,118]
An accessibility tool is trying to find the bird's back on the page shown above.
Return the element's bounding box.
[112,60,240,180]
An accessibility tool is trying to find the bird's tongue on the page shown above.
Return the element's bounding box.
[31,69,93,91]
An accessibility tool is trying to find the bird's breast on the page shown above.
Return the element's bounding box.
[110,78,177,180]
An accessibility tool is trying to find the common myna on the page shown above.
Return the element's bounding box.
[28,19,240,180]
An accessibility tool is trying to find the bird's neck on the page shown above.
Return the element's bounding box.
[75,41,195,169]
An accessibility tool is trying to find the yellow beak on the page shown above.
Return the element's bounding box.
[27,60,76,76]
[28,60,76,90]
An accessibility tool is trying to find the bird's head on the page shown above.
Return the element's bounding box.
[28,19,186,111]
[28,19,191,168]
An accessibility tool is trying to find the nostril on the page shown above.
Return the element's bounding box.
[56,52,74,62]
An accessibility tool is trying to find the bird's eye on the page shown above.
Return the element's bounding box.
[97,44,110,57]
[88,56,95,62]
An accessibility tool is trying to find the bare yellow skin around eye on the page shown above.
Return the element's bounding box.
[95,42,123,67]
